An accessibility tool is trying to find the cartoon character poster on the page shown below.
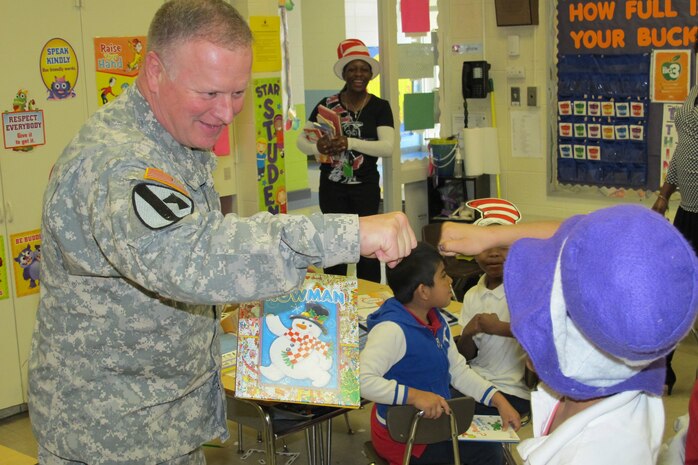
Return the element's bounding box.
[93,36,146,107]
[235,273,360,408]
[40,38,79,101]
[3,89,45,152]
[253,77,287,214]
[10,230,41,298]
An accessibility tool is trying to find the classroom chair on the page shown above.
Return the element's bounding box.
[363,396,476,465]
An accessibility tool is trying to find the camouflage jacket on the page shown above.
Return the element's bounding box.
[28,85,359,464]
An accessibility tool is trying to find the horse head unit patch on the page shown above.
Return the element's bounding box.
[132,183,194,229]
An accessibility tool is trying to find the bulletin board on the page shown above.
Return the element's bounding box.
[555,0,697,190]
[556,53,649,188]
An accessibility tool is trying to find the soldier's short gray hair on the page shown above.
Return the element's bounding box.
[148,0,253,65]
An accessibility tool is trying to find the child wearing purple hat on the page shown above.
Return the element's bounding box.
[439,204,698,465]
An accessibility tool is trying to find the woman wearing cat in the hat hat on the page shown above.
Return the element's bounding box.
[439,204,698,464]
[297,39,395,283]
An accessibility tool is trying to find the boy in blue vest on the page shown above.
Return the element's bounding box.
[360,242,520,465]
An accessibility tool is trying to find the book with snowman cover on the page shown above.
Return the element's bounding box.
[235,273,360,408]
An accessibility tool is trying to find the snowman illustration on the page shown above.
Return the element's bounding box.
[260,302,334,387]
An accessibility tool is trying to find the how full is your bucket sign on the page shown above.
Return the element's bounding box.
[566,1,698,50]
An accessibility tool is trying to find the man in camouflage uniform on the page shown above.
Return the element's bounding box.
[28,1,415,464]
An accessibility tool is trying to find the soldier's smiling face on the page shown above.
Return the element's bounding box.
[149,40,252,150]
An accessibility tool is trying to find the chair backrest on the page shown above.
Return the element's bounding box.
[421,222,443,248]
[385,396,475,445]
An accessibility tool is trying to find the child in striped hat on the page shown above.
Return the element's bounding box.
[456,199,531,418]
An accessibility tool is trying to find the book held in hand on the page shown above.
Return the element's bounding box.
[301,120,334,164]
[459,415,521,443]
[317,104,342,137]
[235,273,360,408]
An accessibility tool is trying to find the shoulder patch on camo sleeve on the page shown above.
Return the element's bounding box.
[132,183,194,229]
[143,167,190,197]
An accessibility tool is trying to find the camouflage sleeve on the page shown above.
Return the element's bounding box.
[86,158,359,304]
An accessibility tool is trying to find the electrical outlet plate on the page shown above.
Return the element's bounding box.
[527,86,537,107]
[511,87,521,106]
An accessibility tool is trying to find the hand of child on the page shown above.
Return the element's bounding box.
[462,314,481,337]
[491,392,521,431]
[407,388,450,419]
[477,313,514,337]
[477,313,502,334]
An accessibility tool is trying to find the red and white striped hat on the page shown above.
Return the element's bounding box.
[466,198,522,226]
[333,38,381,80]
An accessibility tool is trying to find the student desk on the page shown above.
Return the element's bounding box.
[222,279,462,465]
[357,278,462,315]
[222,377,351,465]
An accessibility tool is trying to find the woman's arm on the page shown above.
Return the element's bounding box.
[654,147,680,215]
[345,126,395,157]
[296,121,322,156]
[651,181,677,216]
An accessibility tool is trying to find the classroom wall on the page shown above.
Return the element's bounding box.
[442,0,659,221]
[229,0,315,215]
[283,1,310,195]
[300,1,347,114]
[294,0,665,222]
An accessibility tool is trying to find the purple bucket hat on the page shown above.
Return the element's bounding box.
[505,204,698,400]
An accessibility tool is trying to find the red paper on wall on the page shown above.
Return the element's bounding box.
[401,0,430,33]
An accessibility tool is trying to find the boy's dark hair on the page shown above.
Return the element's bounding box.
[386,242,446,304]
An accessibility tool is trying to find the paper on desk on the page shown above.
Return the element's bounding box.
[356,291,393,323]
